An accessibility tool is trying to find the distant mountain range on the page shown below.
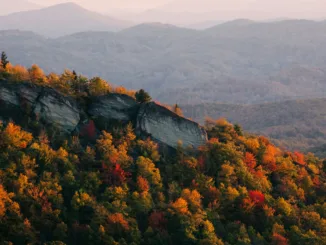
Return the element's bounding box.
[0,0,41,16]
[155,0,326,19]
[0,2,132,37]
[182,98,326,156]
[1,20,326,105]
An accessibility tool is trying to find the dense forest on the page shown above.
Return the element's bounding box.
[0,59,325,245]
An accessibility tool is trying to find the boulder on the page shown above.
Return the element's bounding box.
[136,102,207,149]
[88,93,139,129]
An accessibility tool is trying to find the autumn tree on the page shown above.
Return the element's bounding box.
[0,122,33,149]
[28,64,46,83]
[173,104,184,116]
[88,77,111,96]
[136,156,162,188]
[7,65,30,81]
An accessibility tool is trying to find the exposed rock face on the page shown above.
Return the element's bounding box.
[0,82,42,123]
[88,93,139,129]
[0,81,80,132]
[136,102,207,149]
[0,81,208,150]
[33,89,80,132]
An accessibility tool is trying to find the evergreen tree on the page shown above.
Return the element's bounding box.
[234,124,243,136]
[73,70,78,80]
[1,52,9,69]
[135,89,151,103]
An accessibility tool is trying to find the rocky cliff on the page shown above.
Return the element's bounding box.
[0,81,80,132]
[136,102,207,149]
[0,81,207,149]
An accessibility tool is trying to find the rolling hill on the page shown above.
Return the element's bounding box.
[182,99,326,155]
[0,0,41,16]
[156,0,326,19]
[0,2,132,37]
[1,20,326,105]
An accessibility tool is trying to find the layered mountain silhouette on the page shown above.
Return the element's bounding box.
[0,2,132,37]
[182,98,326,155]
[0,0,41,16]
[155,0,326,19]
[2,20,326,104]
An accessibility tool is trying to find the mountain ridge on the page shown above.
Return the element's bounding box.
[182,98,326,155]
[0,0,41,16]
[0,2,133,37]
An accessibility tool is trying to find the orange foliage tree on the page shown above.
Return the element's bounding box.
[292,152,306,166]
[244,152,257,171]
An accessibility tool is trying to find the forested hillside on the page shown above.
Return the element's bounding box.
[0,61,325,244]
[1,20,326,104]
[182,99,326,156]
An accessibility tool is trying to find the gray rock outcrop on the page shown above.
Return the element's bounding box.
[33,89,80,132]
[136,102,207,149]
[0,81,208,150]
[88,93,139,125]
[0,81,80,132]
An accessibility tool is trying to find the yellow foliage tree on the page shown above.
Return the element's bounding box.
[89,77,111,96]
[0,122,33,149]
[136,156,162,188]
[28,64,46,83]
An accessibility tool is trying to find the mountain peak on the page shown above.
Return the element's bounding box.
[0,2,132,37]
[42,2,86,12]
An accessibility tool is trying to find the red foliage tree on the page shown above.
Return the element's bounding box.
[272,233,288,245]
[102,163,130,186]
[249,190,265,206]
[80,120,96,139]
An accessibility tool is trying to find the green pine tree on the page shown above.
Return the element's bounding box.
[1,52,9,69]
[135,89,152,103]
